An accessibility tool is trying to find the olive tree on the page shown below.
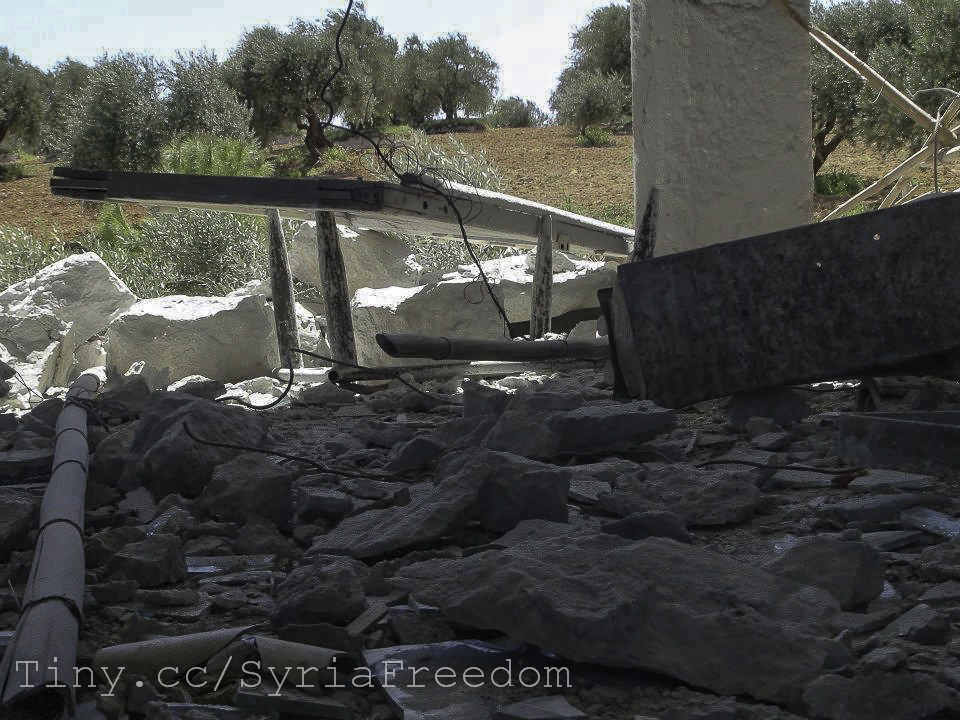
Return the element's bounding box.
[64,53,167,171]
[0,46,46,150]
[423,33,499,121]
[549,70,624,134]
[163,49,251,138]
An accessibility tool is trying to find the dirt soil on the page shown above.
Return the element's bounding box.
[3,128,958,242]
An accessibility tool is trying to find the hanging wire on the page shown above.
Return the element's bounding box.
[312,1,516,338]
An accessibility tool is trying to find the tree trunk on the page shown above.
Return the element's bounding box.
[266,209,301,368]
[300,110,333,176]
[530,215,553,339]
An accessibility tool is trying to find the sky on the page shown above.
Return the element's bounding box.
[1,0,624,109]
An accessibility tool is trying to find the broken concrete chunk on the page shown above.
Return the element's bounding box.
[123,392,269,499]
[85,526,148,567]
[462,379,512,417]
[817,494,930,525]
[482,406,561,460]
[480,464,568,535]
[385,435,445,473]
[296,488,353,523]
[848,469,937,491]
[769,469,834,489]
[545,401,676,454]
[166,375,226,401]
[726,390,813,429]
[599,465,759,527]
[763,537,885,610]
[273,559,367,626]
[197,453,293,528]
[900,507,960,539]
[395,534,842,705]
[0,492,39,558]
[802,671,950,720]
[600,510,692,544]
[493,696,587,720]
[875,604,952,646]
[105,534,187,588]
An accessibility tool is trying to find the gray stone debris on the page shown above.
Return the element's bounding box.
[802,671,950,720]
[122,391,269,499]
[272,558,367,626]
[600,510,692,543]
[197,453,293,528]
[308,448,568,558]
[763,537,885,610]
[493,696,587,720]
[105,534,187,588]
[395,533,843,705]
[599,464,760,526]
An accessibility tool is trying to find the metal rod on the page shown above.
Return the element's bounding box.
[375,333,609,362]
[328,359,605,385]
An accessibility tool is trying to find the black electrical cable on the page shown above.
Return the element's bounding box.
[315,0,515,338]
[216,354,296,410]
[182,420,410,482]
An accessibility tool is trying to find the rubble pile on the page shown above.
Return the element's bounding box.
[2,360,960,719]
[3,254,960,719]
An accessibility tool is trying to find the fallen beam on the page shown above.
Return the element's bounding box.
[610,194,960,407]
[49,168,633,258]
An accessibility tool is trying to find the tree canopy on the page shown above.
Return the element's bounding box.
[0,46,46,149]
[423,33,500,121]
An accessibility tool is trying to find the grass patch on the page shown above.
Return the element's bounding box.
[575,127,614,148]
[815,170,868,196]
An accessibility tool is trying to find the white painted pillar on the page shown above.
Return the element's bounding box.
[631,0,813,255]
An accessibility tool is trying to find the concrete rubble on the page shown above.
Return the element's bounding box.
[4,251,960,720]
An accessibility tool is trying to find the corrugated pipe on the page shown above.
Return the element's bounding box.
[0,372,101,719]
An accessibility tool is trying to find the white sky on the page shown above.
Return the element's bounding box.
[1,0,625,109]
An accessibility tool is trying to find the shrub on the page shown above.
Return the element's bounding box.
[161,135,274,177]
[488,97,547,128]
[368,129,516,272]
[64,53,167,171]
[815,170,868,195]
[549,70,624,134]
[575,126,614,147]
[0,224,67,287]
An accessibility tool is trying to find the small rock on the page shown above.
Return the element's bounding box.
[231,515,298,558]
[858,646,906,673]
[849,469,936,491]
[137,588,200,607]
[900,507,960,538]
[296,488,353,523]
[118,487,157,524]
[197,453,293,528]
[461,379,511,417]
[85,526,147,566]
[725,389,812,428]
[273,558,367,626]
[875,604,952,645]
[601,510,692,543]
[105,534,187,588]
[751,431,791,451]
[545,400,676,454]
[89,580,139,604]
[803,671,949,720]
[385,436,445,473]
[166,375,226,401]
[763,537,885,610]
[743,416,783,438]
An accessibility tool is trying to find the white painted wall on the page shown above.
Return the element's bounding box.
[631,0,813,255]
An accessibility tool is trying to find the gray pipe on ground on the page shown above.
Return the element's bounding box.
[0,372,101,719]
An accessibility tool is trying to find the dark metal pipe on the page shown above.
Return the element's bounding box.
[0,372,100,718]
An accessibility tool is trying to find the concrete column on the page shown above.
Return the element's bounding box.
[631,0,813,255]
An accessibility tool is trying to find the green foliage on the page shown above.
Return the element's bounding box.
[273,143,346,177]
[0,224,68,287]
[372,129,503,191]
[161,135,274,176]
[392,35,433,126]
[422,33,500,121]
[0,46,46,150]
[368,128,508,272]
[552,3,631,120]
[163,49,252,138]
[225,2,398,159]
[814,170,868,195]
[488,97,547,128]
[41,58,91,158]
[64,53,168,171]
[0,150,33,181]
[575,126,614,147]
[550,71,624,134]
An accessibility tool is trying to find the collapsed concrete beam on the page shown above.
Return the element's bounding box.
[610,195,960,408]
